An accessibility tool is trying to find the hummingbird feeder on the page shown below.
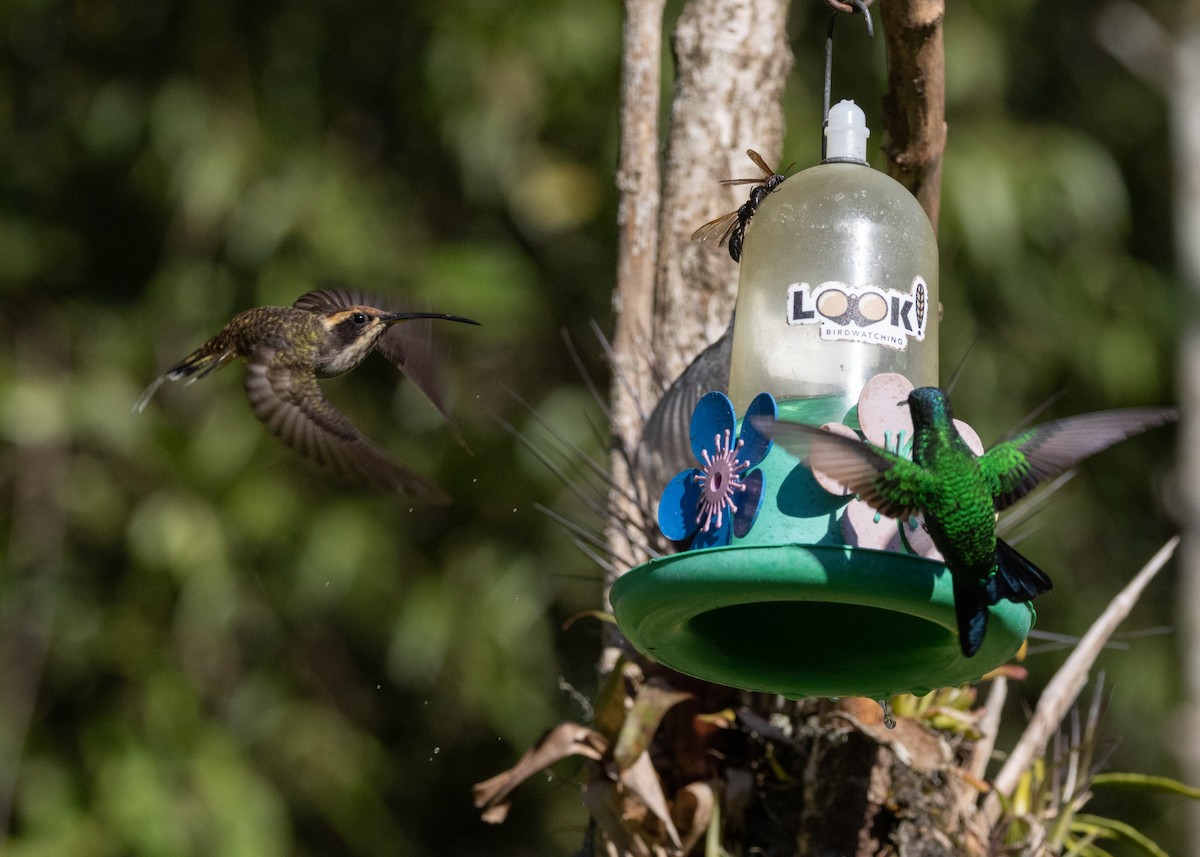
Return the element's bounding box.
[611,46,1033,699]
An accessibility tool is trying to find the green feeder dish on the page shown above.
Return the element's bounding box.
[624,382,1034,699]
[626,100,1024,700]
[611,543,1034,700]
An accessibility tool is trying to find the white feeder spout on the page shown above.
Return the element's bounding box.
[825,99,869,162]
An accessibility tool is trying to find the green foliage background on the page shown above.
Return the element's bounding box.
[0,0,1185,854]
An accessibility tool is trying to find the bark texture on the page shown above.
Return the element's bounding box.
[881,0,945,229]
[654,0,792,385]
[606,0,668,599]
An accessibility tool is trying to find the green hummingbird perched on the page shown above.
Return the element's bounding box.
[755,388,1176,657]
[135,288,480,503]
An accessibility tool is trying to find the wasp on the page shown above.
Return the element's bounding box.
[691,149,792,262]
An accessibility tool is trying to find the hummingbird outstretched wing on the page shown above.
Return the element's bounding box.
[752,416,934,519]
[244,347,451,504]
[294,288,470,448]
[980,407,1177,511]
[636,320,734,490]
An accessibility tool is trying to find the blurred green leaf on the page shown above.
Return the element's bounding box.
[1092,773,1200,800]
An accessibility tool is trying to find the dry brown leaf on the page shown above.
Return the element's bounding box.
[981,663,1028,682]
[835,696,887,726]
[621,749,683,849]
[583,779,652,857]
[672,779,716,854]
[831,710,952,774]
[474,722,609,823]
[613,683,693,770]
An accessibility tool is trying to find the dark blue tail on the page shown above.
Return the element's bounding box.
[986,539,1053,604]
[953,577,989,658]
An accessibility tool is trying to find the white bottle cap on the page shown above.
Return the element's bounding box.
[824,99,869,162]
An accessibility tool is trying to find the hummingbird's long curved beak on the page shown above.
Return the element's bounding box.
[380,312,481,327]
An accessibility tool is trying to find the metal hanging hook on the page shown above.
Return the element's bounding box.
[822,0,875,158]
[822,0,874,19]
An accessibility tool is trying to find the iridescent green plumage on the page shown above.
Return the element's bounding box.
[757,387,1176,656]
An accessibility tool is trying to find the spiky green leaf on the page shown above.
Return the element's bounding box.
[1072,814,1170,857]
[1091,772,1200,800]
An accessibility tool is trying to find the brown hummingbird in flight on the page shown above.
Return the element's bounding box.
[135,288,480,503]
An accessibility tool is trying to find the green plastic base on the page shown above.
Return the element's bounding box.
[611,543,1033,699]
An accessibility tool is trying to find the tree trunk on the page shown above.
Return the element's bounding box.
[881,0,946,226]
[605,0,667,630]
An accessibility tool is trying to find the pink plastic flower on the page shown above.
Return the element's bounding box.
[809,373,984,560]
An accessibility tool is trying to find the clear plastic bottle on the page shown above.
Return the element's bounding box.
[727,101,938,424]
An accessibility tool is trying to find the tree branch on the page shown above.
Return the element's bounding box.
[981,537,1179,827]
[605,0,668,602]
[881,0,946,230]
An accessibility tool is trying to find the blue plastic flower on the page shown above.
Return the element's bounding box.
[657,391,775,549]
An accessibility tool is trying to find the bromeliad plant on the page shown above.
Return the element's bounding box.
[993,677,1200,857]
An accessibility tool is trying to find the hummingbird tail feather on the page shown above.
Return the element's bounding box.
[987,539,1053,604]
[169,350,229,382]
[132,349,232,412]
[132,376,168,413]
[953,577,989,658]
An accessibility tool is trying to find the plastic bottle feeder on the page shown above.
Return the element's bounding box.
[611,102,1033,700]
